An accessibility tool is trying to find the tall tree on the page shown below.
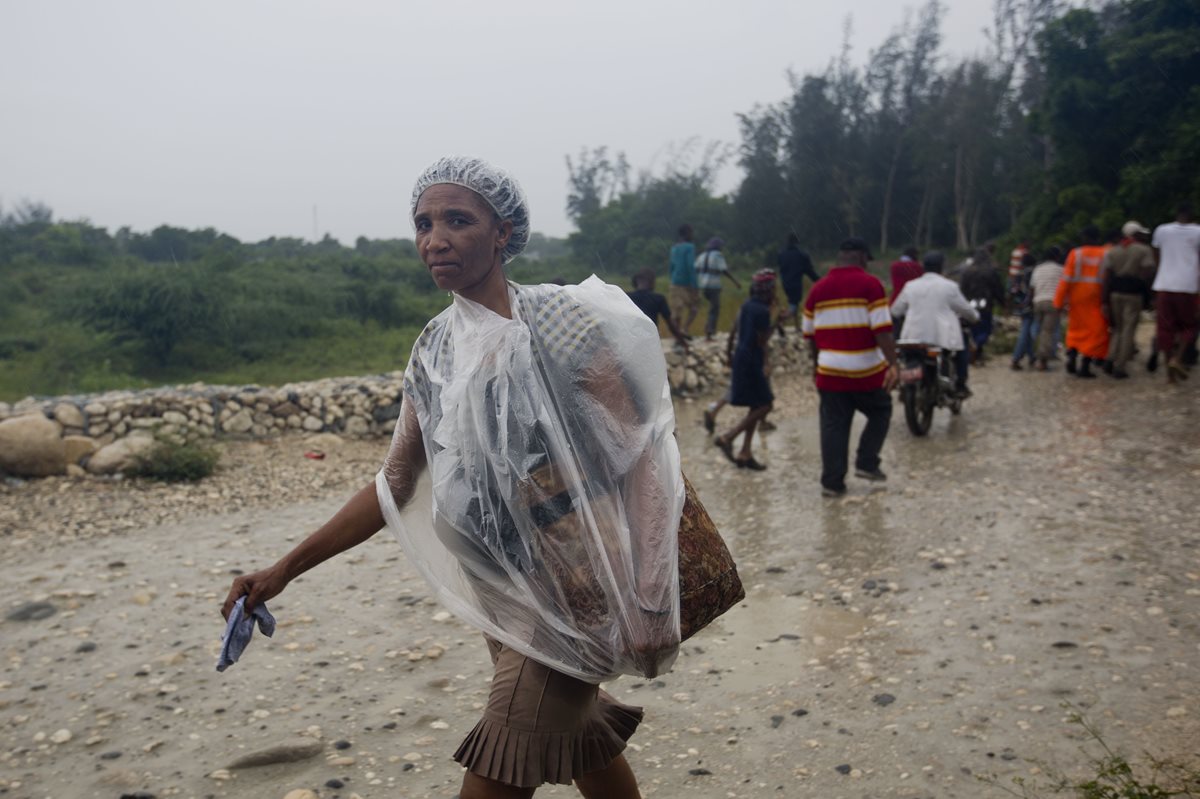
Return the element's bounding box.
[867,0,944,251]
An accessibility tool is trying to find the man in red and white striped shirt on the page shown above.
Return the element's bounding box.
[803,238,899,497]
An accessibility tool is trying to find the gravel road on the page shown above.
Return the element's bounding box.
[2,353,1197,799]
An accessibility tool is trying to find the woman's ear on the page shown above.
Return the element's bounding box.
[496,219,514,253]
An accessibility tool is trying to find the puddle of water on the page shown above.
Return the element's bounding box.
[701,590,869,693]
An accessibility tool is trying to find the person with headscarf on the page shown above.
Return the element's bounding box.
[713,269,778,470]
[695,236,742,340]
[222,157,685,798]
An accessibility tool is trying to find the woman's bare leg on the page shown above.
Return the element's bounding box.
[736,405,771,458]
[717,402,771,450]
[574,753,642,799]
[460,772,536,799]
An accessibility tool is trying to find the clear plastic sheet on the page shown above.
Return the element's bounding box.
[377,277,683,682]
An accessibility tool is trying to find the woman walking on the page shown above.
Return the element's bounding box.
[713,269,778,471]
[222,157,684,799]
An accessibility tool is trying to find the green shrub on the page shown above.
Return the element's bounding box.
[129,437,220,482]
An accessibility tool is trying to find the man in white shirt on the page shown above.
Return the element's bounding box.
[1151,203,1200,383]
[695,237,742,341]
[892,251,980,397]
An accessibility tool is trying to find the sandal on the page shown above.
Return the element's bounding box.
[714,437,737,465]
[1167,362,1189,381]
[736,456,767,471]
[703,409,716,434]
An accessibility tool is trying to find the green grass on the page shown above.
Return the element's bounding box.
[0,321,422,401]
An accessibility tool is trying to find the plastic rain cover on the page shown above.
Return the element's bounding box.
[376,277,684,682]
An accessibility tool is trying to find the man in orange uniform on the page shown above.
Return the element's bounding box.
[1054,226,1110,378]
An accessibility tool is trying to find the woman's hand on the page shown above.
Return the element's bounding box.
[217,481,390,621]
[222,564,290,620]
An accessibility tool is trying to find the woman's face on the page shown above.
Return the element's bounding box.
[413,184,512,295]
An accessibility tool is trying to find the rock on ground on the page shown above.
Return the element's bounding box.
[86,432,155,475]
[0,413,65,477]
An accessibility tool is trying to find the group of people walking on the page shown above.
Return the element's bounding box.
[1008,204,1200,383]
[665,202,1199,498]
[667,224,742,341]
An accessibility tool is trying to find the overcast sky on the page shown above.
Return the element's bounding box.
[2,0,997,243]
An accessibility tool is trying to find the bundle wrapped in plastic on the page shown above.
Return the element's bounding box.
[376,276,684,682]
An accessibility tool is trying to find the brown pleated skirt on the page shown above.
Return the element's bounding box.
[453,637,644,788]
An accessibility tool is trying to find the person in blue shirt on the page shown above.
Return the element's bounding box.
[668,224,699,335]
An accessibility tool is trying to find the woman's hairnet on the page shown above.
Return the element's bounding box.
[411,156,531,264]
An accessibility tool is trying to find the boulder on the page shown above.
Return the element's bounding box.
[343,415,371,437]
[53,402,86,428]
[222,408,253,434]
[63,435,99,465]
[271,400,302,419]
[0,413,66,477]
[86,433,155,475]
[372,402,402,424]
[161,410,188,426]
[303,433,343,451]
[226,738,324,769]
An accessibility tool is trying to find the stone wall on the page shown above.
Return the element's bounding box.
[667,329,811,398]
[0,333,811,477]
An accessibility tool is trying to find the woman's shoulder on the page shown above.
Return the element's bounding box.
[415,307,452,345]
[517,282,603,358]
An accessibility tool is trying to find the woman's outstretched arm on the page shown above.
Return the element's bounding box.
[221,401,426,618]
[220,482,384,619]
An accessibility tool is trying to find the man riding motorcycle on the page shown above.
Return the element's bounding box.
[891,251,980,397]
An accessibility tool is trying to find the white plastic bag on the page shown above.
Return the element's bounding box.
[377,276,683,682]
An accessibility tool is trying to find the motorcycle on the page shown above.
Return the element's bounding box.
[899,344,963,436]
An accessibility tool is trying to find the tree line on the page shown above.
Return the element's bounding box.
[3,0,1195,399]
[566,0,1200,270]
[0,206,580,399]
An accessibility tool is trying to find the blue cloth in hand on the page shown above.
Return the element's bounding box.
[217,596,276,672]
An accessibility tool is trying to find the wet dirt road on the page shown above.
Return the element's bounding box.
[668,354,1200,797]
[1,356,1197,799]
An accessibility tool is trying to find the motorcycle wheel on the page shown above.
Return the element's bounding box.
[903,384,933,436]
